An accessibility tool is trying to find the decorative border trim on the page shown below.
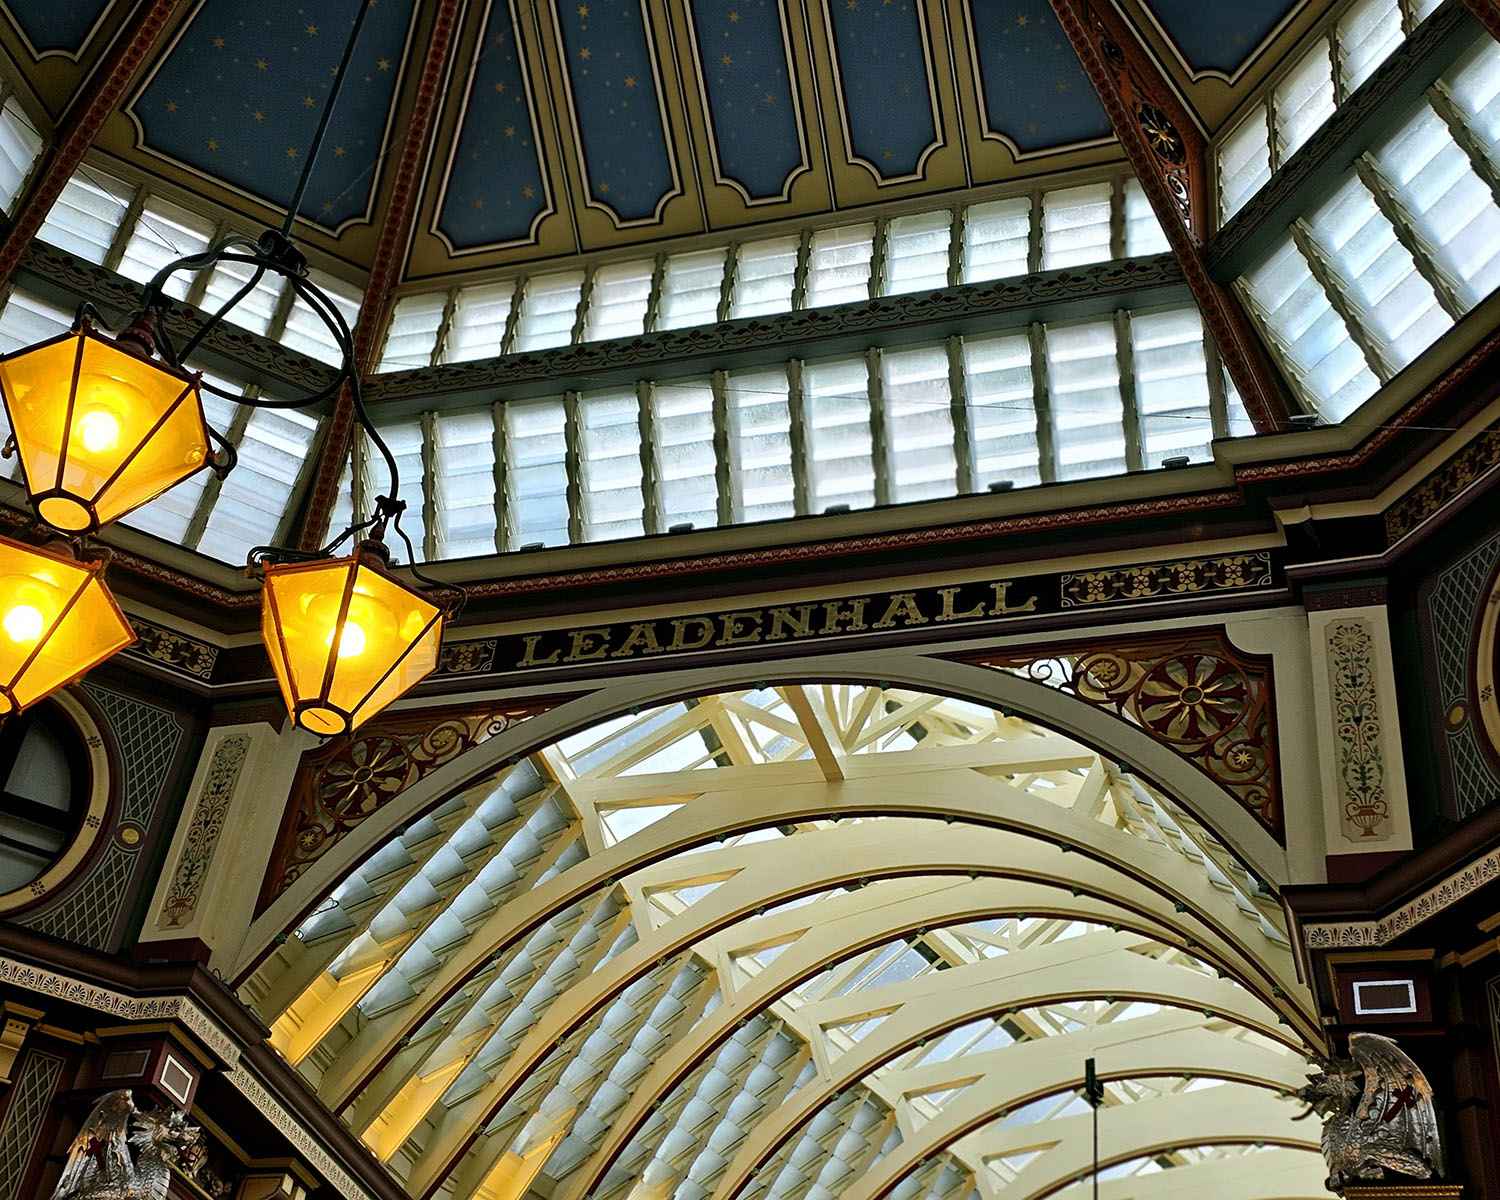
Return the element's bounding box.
[1301,845,1500,948]
[124,615,220,681]
[226,1067,372,1200]
[1385,425,1500,547]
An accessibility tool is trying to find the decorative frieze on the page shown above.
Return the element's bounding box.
[159,736,252,929]
[1327,621,1392,841]
[1302,846,1500,949]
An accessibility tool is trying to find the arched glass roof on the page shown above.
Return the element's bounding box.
[242,684,1328,1200]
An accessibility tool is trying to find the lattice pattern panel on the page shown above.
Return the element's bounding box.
[0,1050,64,1200]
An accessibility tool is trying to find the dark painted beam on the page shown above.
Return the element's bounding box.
[0,0,178,291]
[294,0,464,551]
[1462,0,1500,39]
[1050,0,1293,432]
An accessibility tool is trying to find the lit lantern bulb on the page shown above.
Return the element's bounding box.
[2,604,42,643]
[77,410,121,454]
[328,620,367,659]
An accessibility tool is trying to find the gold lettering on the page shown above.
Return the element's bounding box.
[721,610,763,645]
[518,634,562,667]
[990,581,1039,616]
[873,591,928,630]
[613,622,664,658]
[567,627,612,661]
[767,604,816,641]
[668,616,716,651]
[820,597,869,635]
[935,586,986,623]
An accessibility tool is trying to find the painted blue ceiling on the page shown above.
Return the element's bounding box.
[969,2,1112,153]
[1144,0,1303,75]
[129,0,416,230]
[0,0,112,55]
[824,0,938,180]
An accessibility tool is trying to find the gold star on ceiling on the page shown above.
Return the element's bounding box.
[728,9,739,20]
[763,92,774,104]
[599,181,610,193]
[287,147,298,158]
[166,100,178,112]
[333,145,346,156]
[846,0,858,10]
[494,80,506,92]
[504,125,516,137]
[322,202,333,212]
[377,57,390,70]
[303,96,315,107]
[256,58,267,69]
[1017,13,1028,26]
[474,198,485,208]
[522,185,535,197]
[207,138,219,150]
[623,74,636,87]
[212,35,225,48]
[578,3,589,14]
[580,46,591,60]
[252,110,263,120]
[720,53,732,66]
[306,23,317,35]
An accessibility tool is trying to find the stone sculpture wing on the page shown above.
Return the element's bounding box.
[51,1089,135,1198]
[1350,1032,1444,1176]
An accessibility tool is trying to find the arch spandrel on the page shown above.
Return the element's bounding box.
[241,679,1328,1200]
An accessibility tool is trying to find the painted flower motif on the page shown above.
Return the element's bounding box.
[1136,653,1247,744]
[319,736,412,820]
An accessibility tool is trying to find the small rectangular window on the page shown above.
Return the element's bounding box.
[963,332,1040,491]
[513,270,585,351]
[802,356,874,512]
[117,198,215,300]
[577,389,644,541]
[1044,318,1126,481]
[0,97,43,215]
[378,292,447,372]
[279,268,363,366]
[880,345,956,502]
[446,281,516,363]
[431,410,497,559]
[362,418,427,561]
[883,211,951,296]
[1438,40,1500,187]
[651,379,718,531]
[584,260,653,343]
[1218,102,1272,222]
[38,169,135,264]
[1130,307,1213,468]
[731,236,799,318]
[503,397,570,549]
[962,196,1031,282]
[805,224,875,308]
[1041,182,1112,270]
[1274,40,1336,163]
[1123,179,1170,256]
[199,255,285,336]
[0,287,72,353]
[198,405,319,565]
[726,368,795,523]
[1337,0,1403,95]
[657,248,727,330]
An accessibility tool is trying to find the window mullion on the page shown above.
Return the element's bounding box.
[1114,310,1144,472]
[1265,94,1282,173]
[787,359,811,516]
[711,369,733,527]
[791,229,813,310]
[499,277,524,354]
[563,389,584,543]
[431,286,461,366]
[1288,219,1397,381]
[264,278,297,343]
[947,206,964,288]
[1204,334,1230,439]
[718,242,739,322]
[867,347,891,507]
[183,221,229,310]
[1428,84,1500,208]
[571,267,597,346]
[1233,276,1320,415]
[638,379,662,535]
[643,252,668,333]
[419,409,439,561]
[1329,23,1348,107]
[1109,177,1126,261]
[102,187,145,274]
[1354,154,1466,318]
[946,335,976,494]
[183,396,254,550]
[1028,323,1057,485]
[1026,192,1043,273]
[492,400,509,553]
[870,216,890,299]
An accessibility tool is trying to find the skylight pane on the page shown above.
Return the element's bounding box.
[657,249,727,330]
[731,236,799,318]
[803,357,874,512]
[1411,0,1442,19]
[1130,307,1213,468]
[883,211,951,296]
[963,331,1040,491]
[805,224,875,308]
[1123,179,1169,256]
[367,418,427,560]
[446,280,516,363]
[0,98,43,215]
[39,169,134,264]
[432,410,497,558]
[1223,366,1256,437]
[1305,176,1450,376]
[199,256,284,336]
[198,405,318,564]
[378,292,447,372]
[503,397,570,549]
[1218,103,1272,221]
[1274,40,1336,162]
[962,196,1030,282]
[584,260,653,343]
[881,345,955,502]
[1041,182,1112,270]
[514,270,585,351]
[117,197,215,300]
[279,268,364,365]
[1238,234,1378,421]
[578,389,644,541]
[1439,39,1500,188]
[1337,0,1402,94]
[0,288,71,353]
[652,379,718,531]
[1044,318,1126,480]
[1371,103,1500,310]
[726,368,795,522]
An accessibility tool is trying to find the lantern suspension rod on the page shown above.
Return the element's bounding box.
[282,0,376,239]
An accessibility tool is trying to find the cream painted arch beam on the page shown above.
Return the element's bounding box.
[304,759,1311,1115]
[233,652,1297,977]
[1042,1148,1331,1200]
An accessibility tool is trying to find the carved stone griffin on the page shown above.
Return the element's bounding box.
[49,1090,202,1200]
[1296,1032,1444,1192]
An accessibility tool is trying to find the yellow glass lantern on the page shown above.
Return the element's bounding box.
[0,322,213,534]
[0,535,135,715]
[261,544,445,736]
